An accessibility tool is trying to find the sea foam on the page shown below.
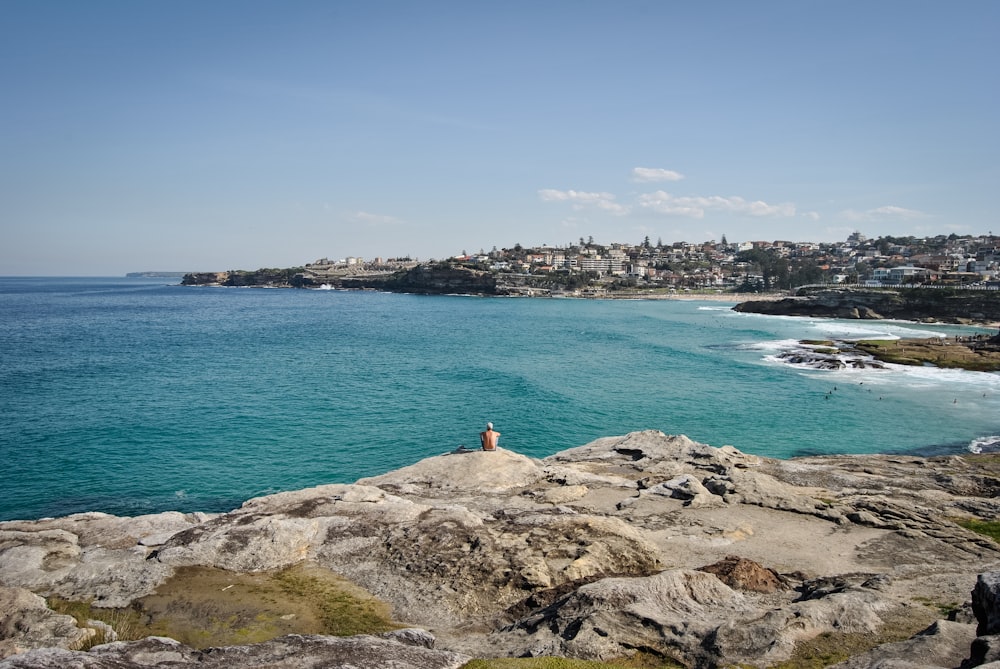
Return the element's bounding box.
[969,436,1000,454]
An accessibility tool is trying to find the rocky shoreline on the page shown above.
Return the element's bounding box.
[731,287,1000,372]
[733,287,1000,327]
[770,335,1000,372]
[3,431,1000,668]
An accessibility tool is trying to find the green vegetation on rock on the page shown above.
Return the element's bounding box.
[854,338,1000,371]
[954,518,1000,543]
[461,655,683,669]
[47,597,143,650]
[767,606,936,669]
[51,562,401,650]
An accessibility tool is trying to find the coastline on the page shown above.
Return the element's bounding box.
[5,278,999,524]
[733,286,1000,328]
[2,431,999,667]
[596,291,788,302]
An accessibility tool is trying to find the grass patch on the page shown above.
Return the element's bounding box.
[954,517,1000,543]
[853,340,924,366]
[957,453,1000,474]
[137,562,402,648]
[853,339,1000,371]
[912,596,961,617]
[51,562,402,650]
[767,605,935,669]
[47,598,143,650]
[461,654,682,669]
[272,564,399,636]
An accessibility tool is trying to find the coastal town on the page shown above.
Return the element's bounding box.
[436,231,1000,290]
[182,231,1000,295]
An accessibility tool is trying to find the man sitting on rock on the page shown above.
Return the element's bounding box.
[480,422,500,451]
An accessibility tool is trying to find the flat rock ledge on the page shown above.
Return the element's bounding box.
[0,633,470,669]
[2,431,1000,668]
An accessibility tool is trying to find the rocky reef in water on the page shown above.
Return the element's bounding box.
[3,431,1000,668]
[733,287,1000,325]
[769,335,1000,372]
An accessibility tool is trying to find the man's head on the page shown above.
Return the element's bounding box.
[486,422,493,430]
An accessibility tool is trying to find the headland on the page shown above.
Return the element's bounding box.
[2,431,1000,668]
[733,287,1000,372]
[733,286,1000,327]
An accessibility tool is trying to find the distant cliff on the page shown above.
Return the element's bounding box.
[180,269,309,288]
[336,264,499,295]
[180,264,497,294]
[126,272,188,278]
[734,287,1000,325]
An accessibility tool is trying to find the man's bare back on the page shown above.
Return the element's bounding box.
[480,422,500,451]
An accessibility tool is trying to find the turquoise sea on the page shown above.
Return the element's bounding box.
[2,276,998,522]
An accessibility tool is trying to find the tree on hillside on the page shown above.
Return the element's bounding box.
[788,259,825,287]
[736,250,791,290]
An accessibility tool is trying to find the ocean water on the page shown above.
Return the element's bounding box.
[1,276,998,522]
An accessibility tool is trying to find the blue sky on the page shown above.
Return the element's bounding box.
[1,1,997,275]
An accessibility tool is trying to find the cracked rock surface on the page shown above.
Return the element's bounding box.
[2,431,999,668]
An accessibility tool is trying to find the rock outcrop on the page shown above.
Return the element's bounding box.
[0,587,89,658]
[342,264,499,295]
[0,633,470,669]
[2,431,1000,668]
[733,287,1000,325]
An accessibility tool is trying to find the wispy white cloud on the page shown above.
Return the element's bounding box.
[841,205,927,222]
[538,189,612,204]
[538,189,629,215]
[351,211,404,226]
[631,167,685,183]
[637,191,796,218]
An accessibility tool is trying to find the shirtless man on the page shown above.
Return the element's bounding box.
[480,422,500,451]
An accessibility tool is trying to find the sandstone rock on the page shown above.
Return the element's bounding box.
[698,555,784,593]
[0,587,88,659]
[504,569,754,664]
[966,635,1000,668]
[830,620,976,669]
[536,484,589,504]
[501,566,892,666]
[726,469,828,515]
[974,572,1000,636]
[3,431,1000,668]
[657,474,724,507]
[0,528,172,608]
[0,633,470,669]
[367,447,541,486]
[0,512,210,552]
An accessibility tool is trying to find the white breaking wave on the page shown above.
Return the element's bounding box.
[727,309,961,341]
[760,339,1000,392]
[746,338,804,353]
[760,340,885,372]
[968,436,1000,454]
[807,321,951,341]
